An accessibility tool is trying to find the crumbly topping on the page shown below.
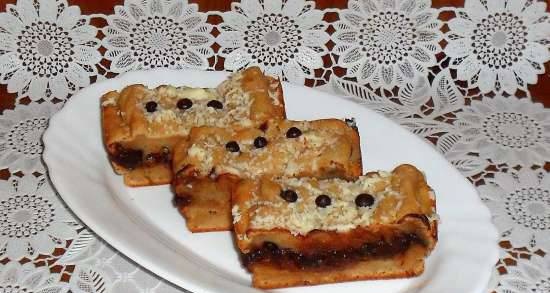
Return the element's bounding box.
[187,144,213,169]
[232,205,242,224]
[268,85,281,106]
[138,82,255,136]
[428,213,440,223]
[237,233,250,241]
[222,85,254,126]
[149,108,179,123]
[186,133,227,174]
[101,96,117,106]
[105,70,264,137]
[247,173,405,235]
[187,121,341,178]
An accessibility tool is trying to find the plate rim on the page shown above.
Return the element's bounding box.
[43,68,499,293]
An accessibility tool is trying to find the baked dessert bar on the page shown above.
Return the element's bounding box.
[101,67,285,186]
[172,119,362,232]
[232,164,437,289]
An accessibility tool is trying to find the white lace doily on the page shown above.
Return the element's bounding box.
[0,102,61,173]
[0,174,81,260]
[333,0,442,89]
[479,169,550,250]
[103,0,214,73]
[495,253,550,293]
[451,96,550,167]
[0,0,549,292]
[444,0,550,94]
[0,0,102,101]
[218,0,329,84]
[0,261,68,293]
[70,241,184,293]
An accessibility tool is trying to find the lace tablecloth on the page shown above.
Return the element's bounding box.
[0,0,549,292]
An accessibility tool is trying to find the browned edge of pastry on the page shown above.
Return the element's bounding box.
[173,168,241,232]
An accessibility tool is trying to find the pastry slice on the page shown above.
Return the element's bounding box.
[101,67,285,186]
[172,119,362,232]
[232,164,437,289]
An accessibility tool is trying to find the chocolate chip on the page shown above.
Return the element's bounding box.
[145,101,157,112]
[355,193,375,207]
[207,100,223,109]
[286,127,302,138]
[315,194,331,208]
[177,98,192,110]
[253,136,268,148]
[263,241,279,252]
[280,189,298,202]
[225,141,240,152]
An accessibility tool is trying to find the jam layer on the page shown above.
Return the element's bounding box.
[241,233,423,270]
[109,143,170,169]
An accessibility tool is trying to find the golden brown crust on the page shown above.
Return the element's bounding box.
[218,66,286,122]
[174,174,240,232]
[119,164,173,187]
[172,119,362,232]
[232,164,437,288]
[100,67,286,186]
[102,90,132,147]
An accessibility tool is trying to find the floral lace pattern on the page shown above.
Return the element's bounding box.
[69,241,184,293]
[445,0,550,94]
[0,261,68,293]
[0,0,101,101]
[0,102,61,173]
[479,169,550,250]
[333,0,442,89]
[0,175,80,260]
[451,96,550,167]
[218,0,329,83]
[495,253,550,293]
[103,0,214,73]
[0,0,549,292]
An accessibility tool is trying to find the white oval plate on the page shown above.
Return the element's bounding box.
[43,69,498,293]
